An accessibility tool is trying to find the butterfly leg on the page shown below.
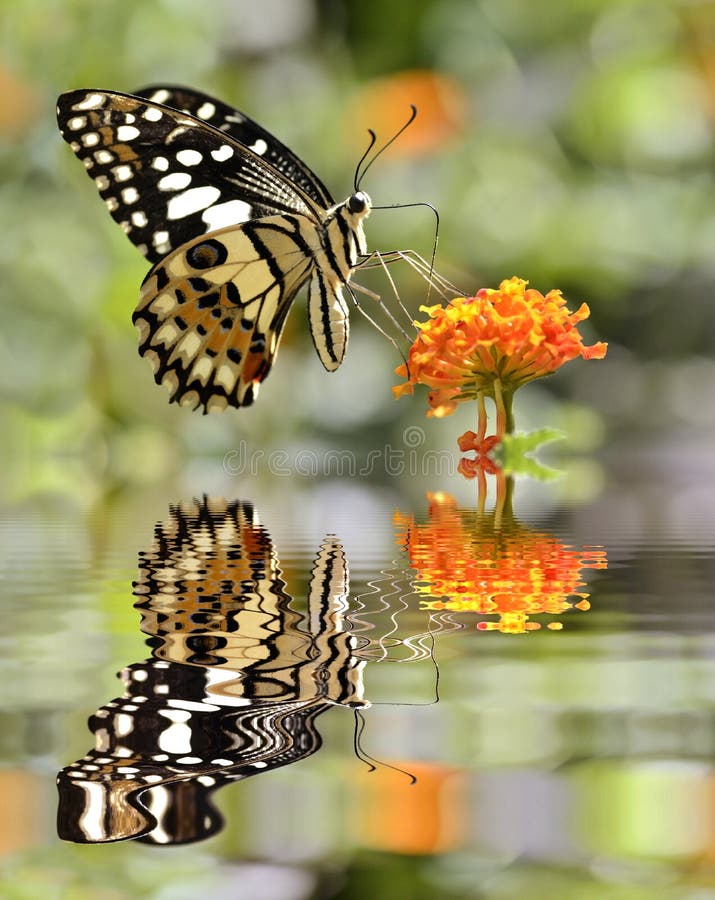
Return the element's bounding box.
[349,278,413,343]
[359,249,464,301]
[346,283,411,371]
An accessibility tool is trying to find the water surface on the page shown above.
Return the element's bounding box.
[2,452,714,899]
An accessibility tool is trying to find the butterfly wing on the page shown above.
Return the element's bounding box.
[133,216,317,411]
[134,84,335,210]
[56,89,327,264]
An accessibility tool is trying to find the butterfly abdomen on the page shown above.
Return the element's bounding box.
[306,196,370,371]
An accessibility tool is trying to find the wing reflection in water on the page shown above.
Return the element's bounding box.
[57,498,366,845]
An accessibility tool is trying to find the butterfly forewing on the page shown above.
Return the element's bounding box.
[134,85,335,210]
[56,89,325,263]
[134,216,320,410]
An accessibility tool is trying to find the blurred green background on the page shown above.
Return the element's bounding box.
[4,4,715,898]
[3,0,714,495]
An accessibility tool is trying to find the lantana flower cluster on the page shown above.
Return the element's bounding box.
[394,277,607,439]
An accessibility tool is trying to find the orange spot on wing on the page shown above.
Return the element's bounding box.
[242,350,269,382]
[113,143,140,163]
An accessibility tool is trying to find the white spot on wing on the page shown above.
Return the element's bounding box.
[215,365,236,392]
[176,331,202,358]
[158,172,192,192]
[158,721,192,754]
[94,175,109,190]
[112,165,133,182]
[206,395,228,412]
[176,149,202,166]
[251,138,268,155]
[121,186,139,204]
[191,357,213,385]
[117,124,140,141]
[94,149,113,164]
[152,156,169,171]
[114,713,134,737]
[143,106,163,122]
[167,186,221,220]
[132,211,148,227]
[211,145,234,162]
[154,322,180,345]
[74,93,104,111]
[149,89,171,104]
[67,116,87,130]
[77,783,107,840]
[201,199,252,230]
[197,102,216,119]
[153,230,170,252]
[81,132,99,147]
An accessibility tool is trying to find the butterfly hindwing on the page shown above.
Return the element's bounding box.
[134,85,335,210]
[56,89,325,263]
[134,216,319,410]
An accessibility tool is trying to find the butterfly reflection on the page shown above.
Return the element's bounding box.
[57,498,366,845]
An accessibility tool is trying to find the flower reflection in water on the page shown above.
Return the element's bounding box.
[57,498,366,845]
[395,478,607,635]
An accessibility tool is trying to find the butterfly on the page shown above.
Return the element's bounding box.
[56,85,386,412]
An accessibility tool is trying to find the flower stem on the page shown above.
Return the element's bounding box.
[477,390,487,441]
[494,378,514,436]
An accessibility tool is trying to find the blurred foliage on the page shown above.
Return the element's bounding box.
[2,0,715,490]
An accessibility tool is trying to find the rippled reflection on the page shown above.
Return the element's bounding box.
[57,485,609,847]
[396,482,607,634]
[57,498,366,845]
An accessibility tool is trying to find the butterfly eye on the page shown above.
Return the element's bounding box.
[348,192,368,214]
[186,238,228,270]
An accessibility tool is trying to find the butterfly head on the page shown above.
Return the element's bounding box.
[348,190,372,250]
[347,190,371,217]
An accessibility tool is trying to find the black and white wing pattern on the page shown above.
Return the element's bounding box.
[57,87,373,411]
[56,88,327,263]
[134,84,334,210]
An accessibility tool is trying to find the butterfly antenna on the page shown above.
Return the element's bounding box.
[353,708,417,784]
[370,201,441,306]
[356,105,418,191]
[354,129,377,192]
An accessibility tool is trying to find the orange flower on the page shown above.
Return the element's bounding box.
[394,277,607,429]
[346,69,466,158]
[395,492,607,634]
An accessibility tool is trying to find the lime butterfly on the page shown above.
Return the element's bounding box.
[57,85,402,411]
